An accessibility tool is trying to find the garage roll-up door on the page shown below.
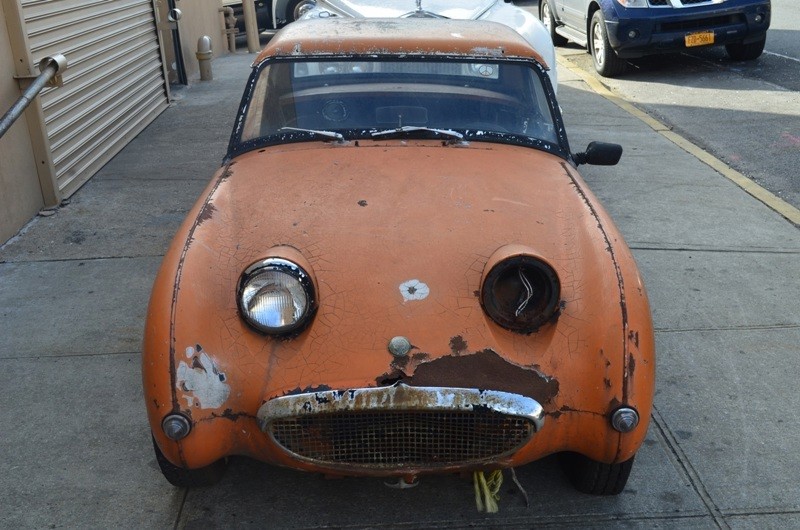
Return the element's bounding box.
[22,0,169,196]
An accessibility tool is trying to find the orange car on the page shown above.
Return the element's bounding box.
[143,17,655,495]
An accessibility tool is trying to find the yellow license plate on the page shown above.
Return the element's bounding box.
[685,31,715,47]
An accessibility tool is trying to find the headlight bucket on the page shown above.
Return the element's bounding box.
[238,250,317,335]
[481,245,561,334]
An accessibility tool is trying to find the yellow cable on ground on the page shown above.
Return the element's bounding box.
[473,470,503,513]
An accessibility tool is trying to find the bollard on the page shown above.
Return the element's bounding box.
[221,6,237,53]
[196,36,213,81]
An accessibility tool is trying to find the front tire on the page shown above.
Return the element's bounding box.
[559,452,635,495]
[540,0,567,46]
[725,37,766,61]
[152,436,228,488]
[589,10,627,77]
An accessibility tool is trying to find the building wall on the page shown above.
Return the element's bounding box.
[160,0,229,84]
[0,4,44,244]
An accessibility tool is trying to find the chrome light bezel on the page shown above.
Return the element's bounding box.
[237,257,317,335]
[480,255,561,334]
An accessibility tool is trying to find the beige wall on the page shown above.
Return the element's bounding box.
[0,3,45,244]
[159,0,229,84]
[1,0,228,244]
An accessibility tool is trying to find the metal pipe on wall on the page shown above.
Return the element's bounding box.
[0,55,67,140]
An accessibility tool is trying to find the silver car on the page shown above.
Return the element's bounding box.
[290,0,559,90]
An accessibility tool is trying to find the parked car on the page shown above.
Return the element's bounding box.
[143,17,655,496]
[298,0,559,90]
[539,0,771,77]
[223,0,273,33]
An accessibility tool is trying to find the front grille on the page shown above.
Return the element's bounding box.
[660,14,743,32]
[269,410,534,468]
[649,0,725,6]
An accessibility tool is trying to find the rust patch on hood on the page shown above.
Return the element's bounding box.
[449,336,468,355]
[406,349,559,404]
[196,202,216,224]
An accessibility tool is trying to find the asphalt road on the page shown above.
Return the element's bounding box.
[518,0,800,215]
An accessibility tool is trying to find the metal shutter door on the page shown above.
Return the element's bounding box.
[22,0,169,196]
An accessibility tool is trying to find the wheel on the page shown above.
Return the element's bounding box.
[559,452,635,495]
[725,37,766,61]
[285,0,316,25]
[540,0,567,46]
[589,10,627,77]
[152,435,228,488]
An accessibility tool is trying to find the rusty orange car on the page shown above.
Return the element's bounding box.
[143,17,655,496]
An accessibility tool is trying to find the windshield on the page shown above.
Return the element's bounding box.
[233,57,562,154]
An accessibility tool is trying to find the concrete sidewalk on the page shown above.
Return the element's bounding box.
[1,51,799,528]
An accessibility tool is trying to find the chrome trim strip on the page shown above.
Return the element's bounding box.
[257,383,545,432]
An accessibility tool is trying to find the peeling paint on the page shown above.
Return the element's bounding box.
[196,202,217,225]
[177,346,231,409]
[449,335,468,355]
[385,349,559,404]
[399,279,430,301]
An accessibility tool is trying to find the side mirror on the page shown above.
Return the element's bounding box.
[573,141,623,166]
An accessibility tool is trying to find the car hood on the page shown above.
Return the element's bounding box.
[153,140,652,424]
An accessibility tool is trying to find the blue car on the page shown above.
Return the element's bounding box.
[539,0,771,77]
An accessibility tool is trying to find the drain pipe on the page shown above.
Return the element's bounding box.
[0,54,67,140]
[196,36,213,81]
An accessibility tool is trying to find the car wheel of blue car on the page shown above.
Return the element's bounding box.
[152,435,228,488]
[725,36,766,62]
[540,0,567,46]
[589,10,627,78]
[559,452,635,495]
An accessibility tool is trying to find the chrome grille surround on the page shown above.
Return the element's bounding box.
[257,384,544,470]
[649,0,722,6]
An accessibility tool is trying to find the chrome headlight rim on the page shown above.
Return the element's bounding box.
[481,255,561,334]
[237,257,317,335]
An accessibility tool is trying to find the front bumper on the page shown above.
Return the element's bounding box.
[606,2,771,58]
[257,384,544,473]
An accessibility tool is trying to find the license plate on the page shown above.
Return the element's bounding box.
[685,31,714,47]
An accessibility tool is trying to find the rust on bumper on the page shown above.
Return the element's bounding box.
[257,384,544,472]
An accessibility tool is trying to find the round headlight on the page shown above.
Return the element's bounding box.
[238,258,316,334]
[481,255,560,333]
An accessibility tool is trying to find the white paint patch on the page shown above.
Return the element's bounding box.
[177,346,230,409]
[399,279,430,301]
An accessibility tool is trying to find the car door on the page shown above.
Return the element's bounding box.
[557,0,587,34]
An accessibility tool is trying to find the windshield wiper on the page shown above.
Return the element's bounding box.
[280,127,344,141]
[371,126,464,141]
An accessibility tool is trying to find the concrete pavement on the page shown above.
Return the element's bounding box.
[1,49,799,528]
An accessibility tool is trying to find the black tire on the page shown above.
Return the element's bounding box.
[725,37,766,61]
[589,10,627,77]
[152,436,228,488]
[540,0,567,46]
[559,452,635,495]
[285,0,314,25]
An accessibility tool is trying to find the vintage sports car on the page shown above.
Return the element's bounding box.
[540,0,771,77]
[143,17,655,496]
[297,0,559,90]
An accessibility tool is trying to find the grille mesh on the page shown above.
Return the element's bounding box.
[269,410,534,468]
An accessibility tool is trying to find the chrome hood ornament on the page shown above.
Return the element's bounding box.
[403,0,448,19]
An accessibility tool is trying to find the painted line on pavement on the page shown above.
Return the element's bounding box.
[557,55,800,226]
